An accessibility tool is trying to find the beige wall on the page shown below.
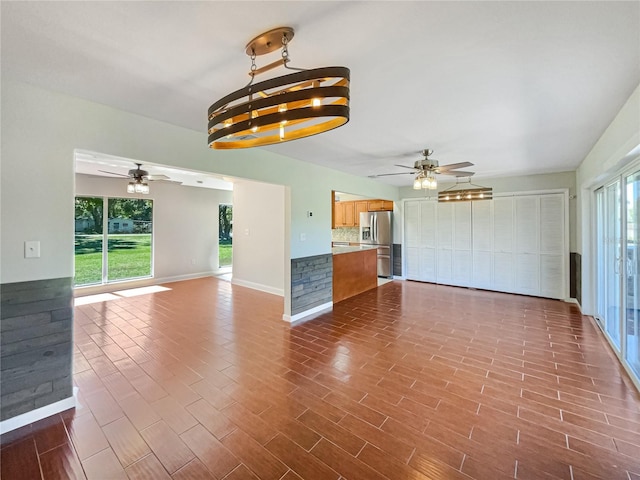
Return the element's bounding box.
[232,180,286,297]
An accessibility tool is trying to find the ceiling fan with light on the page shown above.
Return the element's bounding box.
[98,163,182,194]
[369,149,475,190]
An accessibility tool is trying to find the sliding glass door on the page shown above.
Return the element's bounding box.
[605,181,622,348]
[595,170,640,385]
[626,174,640,378]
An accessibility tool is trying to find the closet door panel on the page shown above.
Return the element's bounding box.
[494,252,515,292]
[540,254,565,299]
[493,198,514,254]
[420,247,437,282]
[473,201,493,252]
[515,196,539,254]
[404,201,420,280]
[454,202,472,251]
[473,201,493,288]
[420,201,437,248]
[437,249,453,285]
[473,252,493,289]
[540,194,565,254]
[453,250,472,286]
[437,203,454,249]
[515,252,540,294]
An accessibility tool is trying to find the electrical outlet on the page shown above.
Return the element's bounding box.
[300,233,306,241]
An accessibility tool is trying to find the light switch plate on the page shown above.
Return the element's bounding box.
[25,241,40,258]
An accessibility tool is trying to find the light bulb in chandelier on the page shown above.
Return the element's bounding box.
[251,111,259,133]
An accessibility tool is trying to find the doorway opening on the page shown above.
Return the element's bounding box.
[219,204,233,269]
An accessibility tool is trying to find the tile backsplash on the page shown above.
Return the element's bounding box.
[331,227,359,242]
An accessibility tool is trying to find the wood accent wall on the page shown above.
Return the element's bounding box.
[332,249,377,303]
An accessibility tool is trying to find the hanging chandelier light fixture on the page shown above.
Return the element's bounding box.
[438,178,492,202]
[208,27,350,149]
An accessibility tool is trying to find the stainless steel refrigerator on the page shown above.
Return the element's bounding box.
[359,211,393,278]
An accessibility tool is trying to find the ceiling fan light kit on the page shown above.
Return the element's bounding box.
[127,178,150,195]
[208,27,350,149]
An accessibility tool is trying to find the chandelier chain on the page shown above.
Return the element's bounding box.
[281,33,289,63]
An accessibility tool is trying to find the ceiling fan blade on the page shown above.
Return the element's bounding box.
[393,164,416,170]
[98,170,129,177]
[369,172,416,177]
[146,174,171,181]
[437,162,474,171]
[440,170,475,177]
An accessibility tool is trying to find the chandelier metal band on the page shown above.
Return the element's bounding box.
[208,66,350,149]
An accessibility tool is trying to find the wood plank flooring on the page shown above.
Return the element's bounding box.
[2,277,640,479]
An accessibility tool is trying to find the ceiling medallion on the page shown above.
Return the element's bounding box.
[208,27,350,149]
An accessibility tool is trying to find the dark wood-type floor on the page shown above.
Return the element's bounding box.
[2,277,640,479]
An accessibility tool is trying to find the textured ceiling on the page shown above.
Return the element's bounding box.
[2,1,639,187]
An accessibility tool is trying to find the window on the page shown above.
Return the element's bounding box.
[74,196,153,286]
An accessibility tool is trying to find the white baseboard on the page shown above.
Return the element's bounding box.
[565,297,582,311]
[231,278,284,297]
[283,302,333,323]
[0,392,77,435]
[74,272,216,296]
[155,271,216,284]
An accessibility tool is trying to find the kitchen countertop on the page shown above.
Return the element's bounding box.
[331,245,377,255]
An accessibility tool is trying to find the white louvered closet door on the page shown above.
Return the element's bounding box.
[404,201,420,280]
[403,193,567,299]
[472,200,493,289]
[515,196,540,295]
[419,200,437,282]
[453,202,472,286]
[493,197,515,292]
[539,194,566,298]
[437,202,454,284]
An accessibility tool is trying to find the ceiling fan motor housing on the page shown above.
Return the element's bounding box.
[128,164,149,180]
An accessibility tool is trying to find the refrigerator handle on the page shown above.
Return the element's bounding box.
[372,214,376,242]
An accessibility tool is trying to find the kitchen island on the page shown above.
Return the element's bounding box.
[332,245,378,303]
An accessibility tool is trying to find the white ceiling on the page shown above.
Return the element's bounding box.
[2,1,639,187]
[75,150,234,191]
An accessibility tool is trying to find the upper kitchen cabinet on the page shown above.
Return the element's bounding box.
[355,201,368,221]
[367,200,394,211]
[333,201,356,227]
[332,193,394,229]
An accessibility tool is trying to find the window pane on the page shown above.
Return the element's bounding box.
[107,198,153,282]
[626,173,640,380]
[74,197,104,286]
[605,181,622,347]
